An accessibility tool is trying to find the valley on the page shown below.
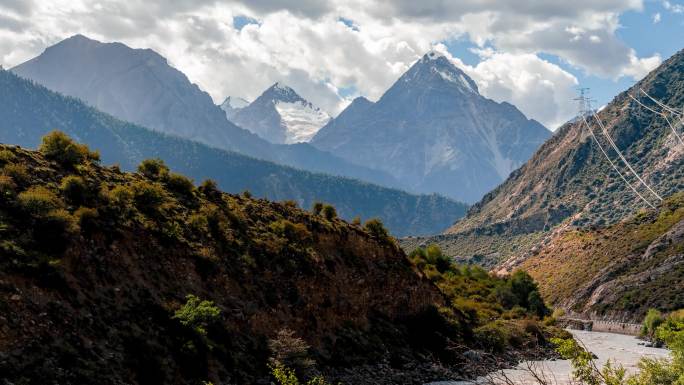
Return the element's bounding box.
[1,7,683,384]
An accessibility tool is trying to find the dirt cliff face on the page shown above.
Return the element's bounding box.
[0,143,456,384]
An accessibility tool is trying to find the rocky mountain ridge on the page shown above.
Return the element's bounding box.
[0,68,467,236]
[11,34,398,189]
[312,51,551,203]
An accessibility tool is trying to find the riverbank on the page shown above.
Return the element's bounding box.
[428,330,670,385]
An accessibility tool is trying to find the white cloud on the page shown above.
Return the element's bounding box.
[434,45,578,130]
[664,1,684,13]
[653,12,662,23]
[0,0,662,128]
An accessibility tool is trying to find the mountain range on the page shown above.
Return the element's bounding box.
[311,51,551,203]
[0,68,467,236]
[226,83,331,144]
[403,48,684,318]
[11,34,398,189]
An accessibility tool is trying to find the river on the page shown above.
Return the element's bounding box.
[428,330,670,385]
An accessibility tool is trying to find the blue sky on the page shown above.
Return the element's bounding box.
[445,0,683,111]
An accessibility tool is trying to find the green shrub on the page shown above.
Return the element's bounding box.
[74,207,98,233]
[199,179,221,200]
[165,172,195,198]
[188,212,209,233]
[270,219,311,242]
[642,308,665,340]
[60,175,89,205]
[474,321,509,352]
[44,208,78,234]
[18,186,62,214]
[0,175,16,199]
[137,158,169,180]
[2,163,29,185]
[39,131,99,167]
[351,216,361,226]
[311,202,323,215]
[321,204,337,221]
[131,181,168,214]
[172,294,221,337]
[271,363,330,385]
[364,218,390,241]
[269,329,316,379]
[0,149,16,164]
[104,184,135,216]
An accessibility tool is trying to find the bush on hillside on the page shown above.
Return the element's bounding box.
[0,149,16,164]
[198,179,221,201]
[0,175,16,200]
[172,294,221,337]
[269,329,316,380]
[311,202,323,215]
[2,163,29,186]
[18,186,63,214]
[138,158,169,180]
[364,218,390,241]
[39,131,99,167]
[321,204,337,221]
[130,181,168,215]
[60,175,89,205]
[642,308,665,340]
[165,172,195,199]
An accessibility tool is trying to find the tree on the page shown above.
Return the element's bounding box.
[364,218,390,241]
[642,309,664,341]
[138,158,169,180]
[311,202,323,215]
[39,131,99,167]
[172,294,221,337]
[321,204,337,221]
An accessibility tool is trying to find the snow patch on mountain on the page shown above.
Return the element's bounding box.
[275,101,331,143]
[220,96,250,119]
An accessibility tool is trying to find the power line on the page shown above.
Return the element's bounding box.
[575,89,656,209]
[628,93,684,147]
[580,115,656,209]
[640,88,683,117]
[588,101,663,201]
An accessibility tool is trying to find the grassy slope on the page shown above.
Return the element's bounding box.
[0,141,561,384]
[521,194,684,320]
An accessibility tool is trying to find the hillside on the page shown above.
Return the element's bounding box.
[0,68,467,236]
[408,48,684,263]
[312,51,550,203]
[11,34,399,189]
[518,194,684,322]
[0,137,560,384]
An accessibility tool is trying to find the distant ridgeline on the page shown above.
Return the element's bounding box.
[0,69,467,236]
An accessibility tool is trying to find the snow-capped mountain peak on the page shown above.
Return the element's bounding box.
[219,96,250,119]
[404,51,479,94]
[229,83,331,144]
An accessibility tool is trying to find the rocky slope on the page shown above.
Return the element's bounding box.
[312,51,550,203]
[0,68,467,236]
[11,34,398,188]
[0,139,558,384]
[228,83,331,144]
[409,48,684,265]
[519,194,684,322]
